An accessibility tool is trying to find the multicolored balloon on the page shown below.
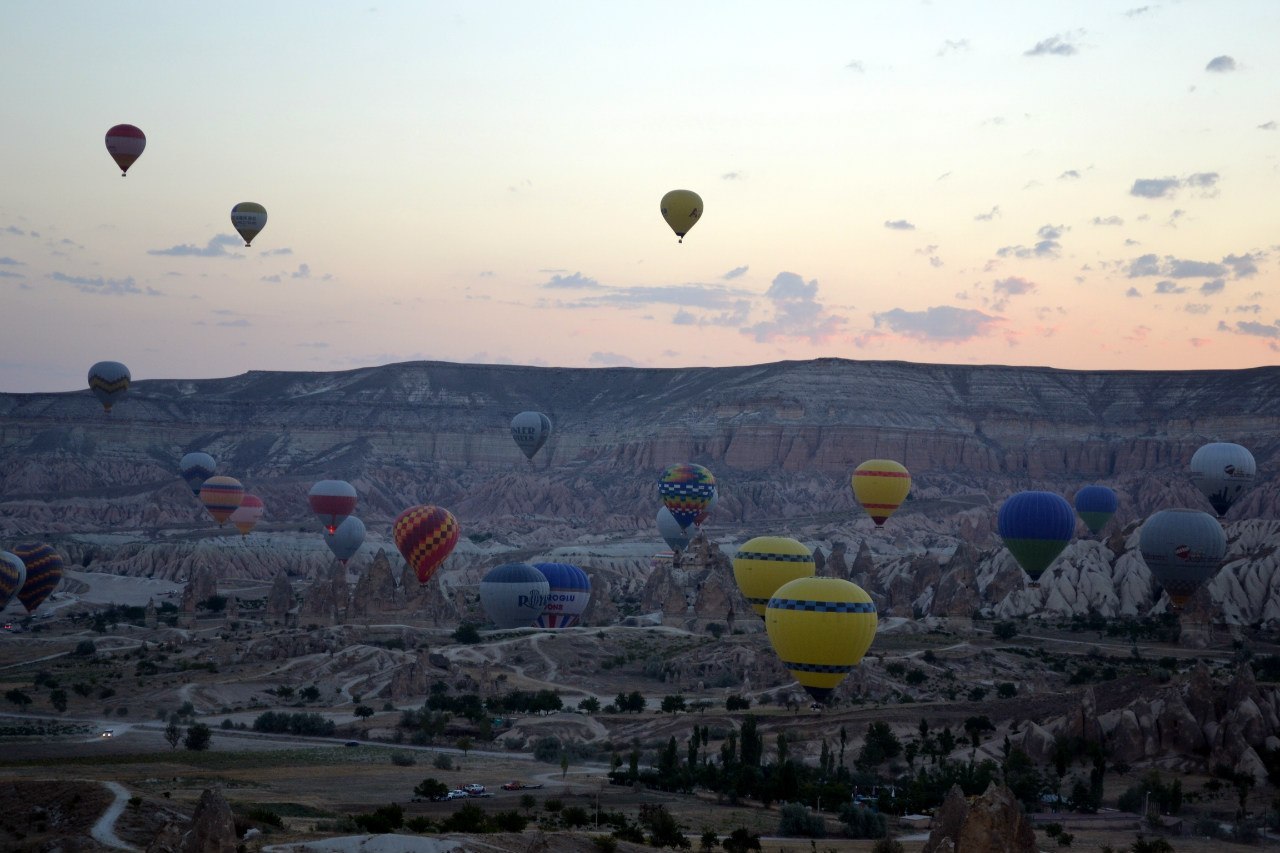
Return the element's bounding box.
[11,542,63,613]
[532,562,591,628]
[1189,442,1256,518]
[660,189,703,243]
[230,202,268,247]
[1139,508,1227,609]
[765,577,877,704]
[851,460,912,527]
[997,491,1075,582]
[694,488,718,528]
[180,452,216,497]
[0,551,27,611]
[657,463,717,530]
[510,411,552,460]
[309,480,357,534]
[393,505,459,585]
[324,516,366,566]
[656,506,693,551]
[105,124,145,176]
[87,361,131,413]
[229,493,264,536]
[199,475,244,526]
[480,563,549,629]
[1074,485,1118,535]
[732,536,817,617]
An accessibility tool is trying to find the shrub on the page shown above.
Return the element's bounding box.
[839,803,887,838]
[390,752,416,767]
[246,807,284,828]
[778,803,824,837]
[432,753,454,770]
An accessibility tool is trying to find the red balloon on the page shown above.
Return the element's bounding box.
[393,505,459,585]
[105,124,146,176]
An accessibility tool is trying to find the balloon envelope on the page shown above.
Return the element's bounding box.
[765,577,877,704]
[660,189,703,242]
[657,463,717,530]
[480,563,549,629]
[199,475,244,526]
[732,536,817,617]
[1074,485,1118,535]
[851,460,911,527]
[87,361,131,412]
[230,202,268,246]
[510,411,552,460]
[105,124,145,175]
[12,542,63,613]
[324,516,366,565]
[0,551,26,611]
[309,480,357,533]
[393,505,459,585]
[1139,508,1226,608]
[230,493,264,536]
[656,506,693,551]
[998,491,1075,581]
[1189,442,1256,517]
[532,562,591,628]
[180,452,216,496]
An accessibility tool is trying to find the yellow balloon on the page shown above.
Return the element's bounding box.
[765,577,877,704]
[732,536,816,617]
[851,459,911,527]
[660,189,703,243]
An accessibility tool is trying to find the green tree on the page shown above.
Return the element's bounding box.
[456,736,473,760]
[164,720,182,750]
[184,723,212,751]
[354,704,374,721]
[721,827,762,852]
[452,622,481,644]
[413,777,448,800]
[49,689,68,712]
[661,694,687,714]
[5,689,31,710]
[578,696,601,714]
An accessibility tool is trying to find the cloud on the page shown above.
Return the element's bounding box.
[0,257,24,266]
[1125,5,1153,16]
[1154,280,1187,294]
[722,266,749,280]
[217,318,251,327]
[1126,253,1228,279]
[541,272,604,290]
[1200,279,1226,295]
[50,272,141,295]
[1091,215,1124,226]
[974,206,1000,222]
[883,219,916,231]
[147,233,243,257]
[291,264,311,279]
[1125,287,1142,298]
[870,305,1001,342]
[740,272,846,344]
[937,39,969,56]
[1024,34,1080,56]
[845,60,865,72]
[588,351,637,367]
[1205,55,1237,73]
[1225,320,1280,338]
[1185,303,1211,314]
[1260,121,1277,131]
[1235,304,1261,313]
[993,276,1036,296]
[0,269,26,279]
[1222,253,1260,277]
[1130,177,1180,198]
[259,247,293,256]
[996,224,1065,259]
[1059,170,1081,180]
[721,171,744,181]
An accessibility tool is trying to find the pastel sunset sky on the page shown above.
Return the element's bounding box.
[2,1,1277,392]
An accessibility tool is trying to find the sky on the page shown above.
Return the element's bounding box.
[1,1,1278,392]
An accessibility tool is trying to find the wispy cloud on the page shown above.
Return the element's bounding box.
[1154,280,1187,294]
[1259,121,1277,131]
[1205,55,1237,73]
[1200,279,1225,295]
[845,59,865,72]
[1059,169,1081,180]
[937,39,969,57]
[741,272,845,344]
[541,272,604,290]
[1125,253,1229,279]
[974,206,1000,222]
[0,257,24,266]
[883,219,916,231]
[148,234,243,258]
[996,224,1065,259]
[51,272,146,296]
[869,305,1002,342]
[1024,33,1081,57]
[1129,172,1219,199]
[1220,319,1280,339]
[589,351,638,366]
[721,266,749,280]
[721,171,744,181]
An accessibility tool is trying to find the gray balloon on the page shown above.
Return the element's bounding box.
[323,516,365,565]
[510,411,552,460]
[479,563,549,628]
[1138,508,1226,607]
[656,506,692,551]
[1189,442,1255,517]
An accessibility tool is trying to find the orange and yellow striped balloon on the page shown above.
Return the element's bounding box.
[12,542,63,614]
[199,476,245,526]
[394,505,460,585]
[851,459,911,527]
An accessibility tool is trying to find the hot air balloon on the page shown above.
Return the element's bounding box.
[1139,508,1226,609]
[393,505,459,585]
[309,480,357,534]
[693,488,718,528]
[105,124,145,176]
[1074,485,1117,535]
[479,563,549,629]
[765,577,877,704]
[732,536,817,617]
[656,507,693,551]
[532,562,591,628]
[997,491,1075,583]
[229,494,264,536]
[851,460,911,528]
[87,361,131,413]
[0,552,27,611]
[510,411,552,460]
[324,516,366,566]
[199,475,244,526]
[657,463,717,530]
[180,452,216,497]
[230,202,268,247]
[660,189,703,243]
[1190,442,1256,518]
[11,542,63,613]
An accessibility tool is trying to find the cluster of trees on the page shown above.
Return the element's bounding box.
[252,711,336,736]
[164,720,211,751]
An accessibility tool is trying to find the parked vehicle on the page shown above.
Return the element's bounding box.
[445,790,469,800]
[463,784,486,795]
[501,781,543,791]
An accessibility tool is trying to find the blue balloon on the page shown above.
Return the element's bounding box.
[1073,485,1118,535]
[479,563,549,629]
[997,491,1075,581]
[532,562,591,628]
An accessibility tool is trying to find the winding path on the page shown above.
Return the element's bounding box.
[90,781,138,851]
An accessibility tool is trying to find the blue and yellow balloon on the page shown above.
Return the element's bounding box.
[765,577,877,704]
